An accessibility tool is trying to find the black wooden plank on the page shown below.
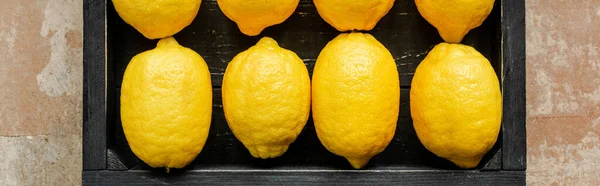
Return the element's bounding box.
[83,170,525,185]
[501,0,527,170]
[83,0,107,170]
[481,148,502,171]
[107,148,128,171]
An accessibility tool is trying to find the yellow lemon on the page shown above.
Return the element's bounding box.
[120,37,212,171]
[112,0,202,39]
[312,33,400,169]
[217,0,300,36]
[410,43,501,168]
[415,0,495,43]
[313,0,395,31]
[222,37,311,159]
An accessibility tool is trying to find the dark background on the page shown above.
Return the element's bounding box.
[105,0,502,171]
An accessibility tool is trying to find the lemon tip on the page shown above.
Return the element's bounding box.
[346,157,371,169]
[156,37,180,48]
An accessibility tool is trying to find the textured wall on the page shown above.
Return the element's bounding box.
[0,0,82,185]
[527,0,600,185]
[0,0,599,185]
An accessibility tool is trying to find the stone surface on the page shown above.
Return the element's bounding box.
[0,0,82,185]
[527,0,600,185]
[0,0,599,185]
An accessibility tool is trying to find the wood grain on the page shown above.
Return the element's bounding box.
[501,0,527,170]
[84,170,525,185]
[83,0,107,170]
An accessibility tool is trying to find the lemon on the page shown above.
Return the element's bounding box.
[217,0,299,36]
[415,0,495,43]
[222,37,310,159]
[313,0,395,31]
[120,37,212,171]
[112,0,202,39]
[410,43,501,168]
[312,33,400,169]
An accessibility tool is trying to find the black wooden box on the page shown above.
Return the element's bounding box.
[83,0,526,185]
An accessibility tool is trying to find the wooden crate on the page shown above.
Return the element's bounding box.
[83,0,526,184]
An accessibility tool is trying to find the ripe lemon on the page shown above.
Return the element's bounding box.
[217,0,300,36]
[415,0,495,43]
[410,43,501,168]
[222,37,311,159]
[112,0,202,39]
[312,33,400,169]
[313,0,395,31]
[120,37,212,171]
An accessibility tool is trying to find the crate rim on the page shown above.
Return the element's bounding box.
[83,0,526,184]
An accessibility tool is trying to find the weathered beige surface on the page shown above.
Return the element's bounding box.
[0,0,82,185]
[527,0,600,185]
[0,0,599,185]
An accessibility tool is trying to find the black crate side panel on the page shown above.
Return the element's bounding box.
[501,0,527,170]
[83,0,107,170]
